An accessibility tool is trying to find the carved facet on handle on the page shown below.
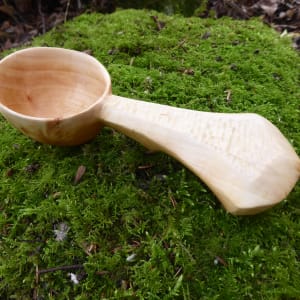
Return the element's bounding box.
[101,95,300,215]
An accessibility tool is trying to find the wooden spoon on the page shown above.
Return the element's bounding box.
[0,47,299,215]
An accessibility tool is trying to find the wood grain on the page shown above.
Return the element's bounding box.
[0,47,299,214]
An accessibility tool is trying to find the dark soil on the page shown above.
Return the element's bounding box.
[1,0,300,52]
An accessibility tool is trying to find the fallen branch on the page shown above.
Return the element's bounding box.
[37,264,84,275]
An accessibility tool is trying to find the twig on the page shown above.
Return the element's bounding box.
[35,265,81,299]
[225,89,232,104]
[174,266,182,277]
[37,0,45,34]
[96,270,110,276]
[65,0,71,23]
[169,194,177,208]
[38,264,84,275]
[129,57,135,66]
[18,238,44,243]
[151,15,166,31]
[174,39,188,52]
[177,39,186,48]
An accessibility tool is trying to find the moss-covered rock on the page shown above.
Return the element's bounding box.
[0,9,299,299]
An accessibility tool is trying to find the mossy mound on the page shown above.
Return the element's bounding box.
[0,9,299,299]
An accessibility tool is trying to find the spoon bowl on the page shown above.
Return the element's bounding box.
[0,47,299,215]
[0,47,110,145]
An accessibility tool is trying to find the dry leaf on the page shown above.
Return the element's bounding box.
[6,168,14,177]
[201,31,211,39]
[183,68,194,75]
[82,242,99,256]
[24,162,40,174]
[74,165,86,185]
[82,49,93,55]
[0,5,16,18]
[253,0,279,16]
[137,165,153,170]
[214,256,228,267]
[52,192,61,199]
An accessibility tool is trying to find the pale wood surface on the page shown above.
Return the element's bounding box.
[0,47,299,215]
[101,95,300,214]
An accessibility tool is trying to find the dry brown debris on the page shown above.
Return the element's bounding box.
[1,0,300,52]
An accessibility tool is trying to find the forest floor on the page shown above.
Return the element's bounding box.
[1,0,300,52]
[0,8,299,299]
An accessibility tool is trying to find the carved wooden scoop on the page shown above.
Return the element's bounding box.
[0,47,299,215]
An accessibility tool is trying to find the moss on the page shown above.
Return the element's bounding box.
[0,9,300,299]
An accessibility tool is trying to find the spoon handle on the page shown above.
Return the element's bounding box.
[101,95,300,215]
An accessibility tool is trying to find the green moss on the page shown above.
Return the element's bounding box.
[0,9,299,299]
